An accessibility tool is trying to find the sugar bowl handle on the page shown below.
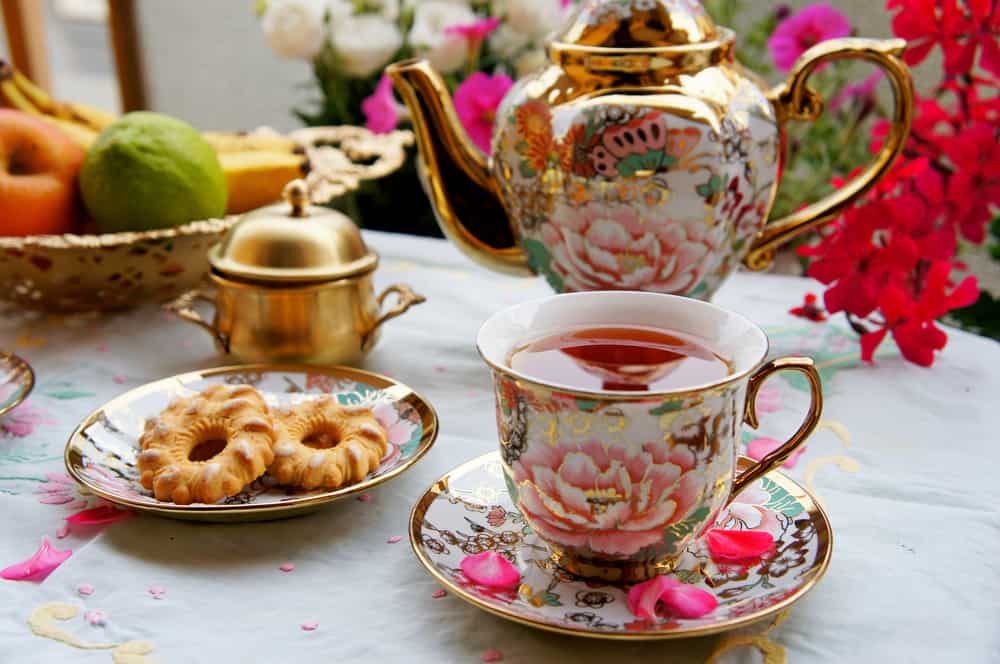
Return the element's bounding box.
[746,38,914,270]
[730,357,823,499]
[164,289,230,352]
[362,284,427,350]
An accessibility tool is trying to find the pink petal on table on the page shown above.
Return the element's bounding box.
[706,529,776,563]
[745,437,806,469]
[56,525,70,539]
[112,375,126,384]
[357,494,372,503]
[66,506,132,526]
[38,494,74,505]
[0,536,72,582]
[386,535,402,544]
[78,583,96,596]
[627,576,717,620]
[279,563,295,572]
[83,609,106,626]
[460,552,521,590]
[148,585,166,600]
[301,621,319,631]
[96,345,109,353]
[431,589,447,599]
[481,649,503,662]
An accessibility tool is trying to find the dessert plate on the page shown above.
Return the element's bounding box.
[0,351,34,419]
[66,365,437,522]
[411,452,831,640]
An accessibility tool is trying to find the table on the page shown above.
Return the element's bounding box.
[1,231,998,663]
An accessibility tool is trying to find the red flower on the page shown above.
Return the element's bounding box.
[861,261,978,366]
[889,0,1000,76]
[942,123,1000,243]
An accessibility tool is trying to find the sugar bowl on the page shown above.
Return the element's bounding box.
[167,181,425,365]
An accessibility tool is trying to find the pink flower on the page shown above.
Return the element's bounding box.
[460,551,521,590]
[768,3,852,72]
[745,437,806,470]
[830,71,884,112]
[715,486,783,536]
[445,17,501,42]
[454,72,513,153]
[36,472,89,509]
[541,202,716,293]
[362,74,403,134]
[754,384,783,413]
[0,536,72,582]
[626,576,717,620]
[512,438,701,557]
[1,400,53,438]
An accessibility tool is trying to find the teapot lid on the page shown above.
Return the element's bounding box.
[208,180,377,284]
[555,0,719,48]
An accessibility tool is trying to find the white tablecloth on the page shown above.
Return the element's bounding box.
[1,231,998,663]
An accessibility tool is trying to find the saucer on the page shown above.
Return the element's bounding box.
[410,452,831,640]
[0,351,34,419]
[65,365,437,522]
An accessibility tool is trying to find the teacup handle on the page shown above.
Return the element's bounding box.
[164,289,230,352]
[730,357,823,499]
[361,284,427,350]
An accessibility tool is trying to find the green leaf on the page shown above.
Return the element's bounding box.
[518,160,538,179]
[45,390,95,400]
[672,568,703,584]
[542,592,562,607]
[615,150,670,177]
[575,399,600,412]
[523,238,565,293]
[696,174,723,199]
[663,506,711,546]
[649,400,684,416]
[759,476,804,517]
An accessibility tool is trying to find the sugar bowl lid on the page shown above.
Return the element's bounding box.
[554,0,719,49]
[208,180,377,283]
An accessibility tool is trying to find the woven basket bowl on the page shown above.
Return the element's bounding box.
[0,126,413,313]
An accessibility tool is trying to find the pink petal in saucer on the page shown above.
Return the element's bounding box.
[460,552,520,590]
[706,529,776,563]
[0,536,72,582]
[627,576,717,620]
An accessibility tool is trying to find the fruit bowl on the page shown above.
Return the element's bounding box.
[0,126,414,313]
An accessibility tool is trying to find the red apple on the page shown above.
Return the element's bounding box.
[0,109,86,236]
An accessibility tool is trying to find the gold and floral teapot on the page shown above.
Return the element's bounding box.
[388,0,913,299]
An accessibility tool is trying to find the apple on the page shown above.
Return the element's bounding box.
[0,109,86,236]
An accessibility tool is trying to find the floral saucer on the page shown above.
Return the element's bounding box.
[65,365,437,522]
[0,351,34,419]
[410,452,831,640]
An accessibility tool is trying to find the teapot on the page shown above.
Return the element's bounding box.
[387,0,913,299]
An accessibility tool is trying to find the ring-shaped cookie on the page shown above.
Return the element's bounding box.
[269,396,387,490]
[137,384,276,505]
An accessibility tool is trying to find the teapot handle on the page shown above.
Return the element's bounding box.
[164,289,230,352]
[744,38,914,271]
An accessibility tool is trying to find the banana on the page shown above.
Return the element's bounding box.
[40,116,99,149]
[219,151,310,214]
[10,67,116,130]
[203,129,301,155]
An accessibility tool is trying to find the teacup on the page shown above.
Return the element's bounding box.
[477,292,822,583]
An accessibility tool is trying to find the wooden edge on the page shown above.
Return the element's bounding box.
[1,0,51,90]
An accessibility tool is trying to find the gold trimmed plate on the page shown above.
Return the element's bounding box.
[65,365,437,522]
[0,352,34,419]
[410,452,832,640]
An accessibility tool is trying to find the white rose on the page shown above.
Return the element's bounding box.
[261,0,328,60]
[496,0,569,40]
[408,1,477,74]
[327,0,353,19]
[331,14,404,77]
[489,23,529,59]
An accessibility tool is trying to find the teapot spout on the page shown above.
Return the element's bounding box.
[386,59,530,276]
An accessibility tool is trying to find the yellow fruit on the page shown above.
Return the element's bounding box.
[219,150,308,214]
[40,116,98,150]
[203,130,300,155]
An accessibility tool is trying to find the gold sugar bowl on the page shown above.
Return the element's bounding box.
[166,180,425,365]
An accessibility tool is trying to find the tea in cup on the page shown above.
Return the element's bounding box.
[477,292,822,582]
